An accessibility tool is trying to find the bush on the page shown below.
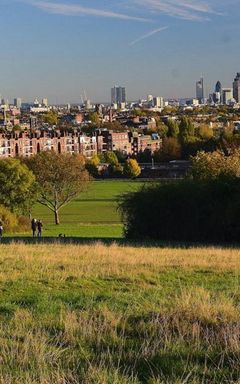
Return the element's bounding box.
[119,179,240,242]
[0,205,18,232]
[17,216,31,232]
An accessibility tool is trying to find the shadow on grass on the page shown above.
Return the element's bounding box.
[1,237,240,249]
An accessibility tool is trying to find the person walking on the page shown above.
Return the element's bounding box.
[31,218,37,237]
[37,220,43,238]
[0,221,3,242]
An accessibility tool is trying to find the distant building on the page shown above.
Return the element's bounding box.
[14,98,22,109]
[153,96,164,108]
[30,98,49,113]
[233,73,240,103]
[111,86,126,105]
[215,81,222,94]
[85,99,91,110]
[222,88,233,105]
[196,77,204,103]
[0,131,98,158]
[42,98,48,107]
[213,92,221,104]
[132,134,162,156]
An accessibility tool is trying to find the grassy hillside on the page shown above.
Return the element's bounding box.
[0,243,239,383]
[29,180,144,238]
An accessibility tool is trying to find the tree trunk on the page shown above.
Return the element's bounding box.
[54,209,60,225]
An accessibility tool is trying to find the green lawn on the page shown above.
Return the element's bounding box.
[29,180,144,238]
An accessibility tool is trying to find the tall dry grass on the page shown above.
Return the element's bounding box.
[0,243,239,383]
[0,242,239,280]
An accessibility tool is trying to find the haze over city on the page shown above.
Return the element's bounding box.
[0,0,240,103]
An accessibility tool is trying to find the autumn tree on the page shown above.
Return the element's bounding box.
[189,149,240,181]
[198,125,214,140]
[86,154,100,177]
[27,152,90,224]
[101,151,119,166]
[123,159,141,179]
[155,137,182,162]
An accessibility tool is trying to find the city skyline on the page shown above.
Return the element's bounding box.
[0,0,239,103]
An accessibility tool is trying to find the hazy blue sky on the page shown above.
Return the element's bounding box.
[0,0,239,103]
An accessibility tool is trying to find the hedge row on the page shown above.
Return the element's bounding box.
[119,179,240,242]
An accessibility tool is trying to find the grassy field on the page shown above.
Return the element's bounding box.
[0,243,239,383]
[28,180,144,238]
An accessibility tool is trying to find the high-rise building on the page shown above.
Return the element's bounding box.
[85,99,91,110]
[233,73,240,103]
[196,77,204,102]
[215,81,222,93]
[42,98,48,107]
[14,98,22,109]
[111,86,126,105]
[222,88,233,105]
[153,97,164,108]
[213,81,222,104]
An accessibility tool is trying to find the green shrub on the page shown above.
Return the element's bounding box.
[119,178,240,242]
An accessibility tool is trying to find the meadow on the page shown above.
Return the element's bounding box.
[0,242,239,383]
[29,180,144,238]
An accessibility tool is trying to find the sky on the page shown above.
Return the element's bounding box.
[0,0,239,103]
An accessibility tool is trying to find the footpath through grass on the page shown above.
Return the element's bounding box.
[28,180,144,238]
[0,243,239,383]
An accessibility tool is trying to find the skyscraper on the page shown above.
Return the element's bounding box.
[42,98,48,107]
[215,81,222,93]
[222,88,233,105]
[213,81,222,104]
[14,98,22,109]
[111,86,126,105]
[233,73,240,103]
[196,78,204,103]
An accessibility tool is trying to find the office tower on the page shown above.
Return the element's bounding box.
[1,98,9,107]
[222,88,233,105]
[111,86,126,105]
[212,81,222,104]
[42,98,48,107]
[233,73,240,103]
[215,81,222,94]
[14,98,22,109]
[213,92,221,104]
[196,77,204,102]
[153,96,164,108]
[85,99,91,110]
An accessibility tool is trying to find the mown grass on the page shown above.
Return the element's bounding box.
[0,243,239,383]
[28,180,144,238]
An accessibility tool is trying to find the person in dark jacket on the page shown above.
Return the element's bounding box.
[31,218,37,237]
[37,220,43,238]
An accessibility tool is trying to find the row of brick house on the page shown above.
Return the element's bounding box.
[0,129,162,158]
